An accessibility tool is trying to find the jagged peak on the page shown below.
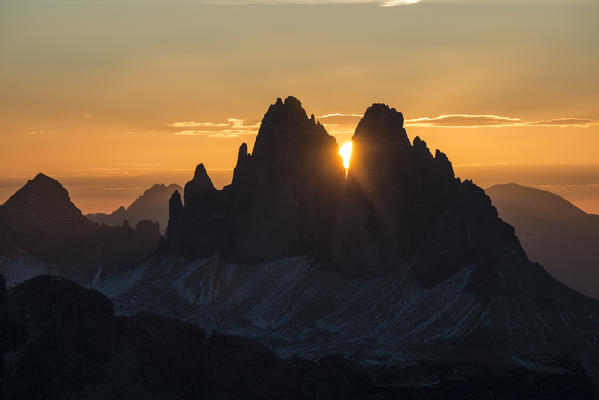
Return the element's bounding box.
[434,149,449,161]
[237,143,249,160]
[353,103,409,143]
[193,164,208,180]
[188,164,215,190]
[364,103,404,123]
[251,96,332,161]
[263,96,308,122]
[283,95,302,108]
[169,190,183,210]
[184,165,216,208]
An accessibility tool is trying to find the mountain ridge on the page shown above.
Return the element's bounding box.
[488,182,599,298]
[87,183,181,234]
[0,174,161,271]
[0,97,598,396]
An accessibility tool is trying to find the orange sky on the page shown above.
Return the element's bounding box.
[1,1,598,213]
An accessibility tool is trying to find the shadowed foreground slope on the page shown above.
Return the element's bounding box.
[0,274,593,399]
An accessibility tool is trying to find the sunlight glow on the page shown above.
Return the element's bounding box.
[339,141,353,170]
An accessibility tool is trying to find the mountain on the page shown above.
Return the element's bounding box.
[87,183,181,234]
[166,97,345,261]
[332,104,459,274]
[1,98,599,396]
[487,183,599,299]
[0,274,592,399]
[0,173,161,273]
[156,97,599,388]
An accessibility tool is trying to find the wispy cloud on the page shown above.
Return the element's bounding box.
[168,113,597,139]
[168,121,230,128]
[380,0,421,6]
[26,130,57,135]
[169,118,259,138]
[192,0,422,6]
[406,114,522,128]
[406,114,598,128]
[317,112,598,132]
[526,118,596,127]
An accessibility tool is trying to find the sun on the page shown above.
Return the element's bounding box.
[339,141,353,170]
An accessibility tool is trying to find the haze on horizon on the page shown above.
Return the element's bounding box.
[1,0,598,213]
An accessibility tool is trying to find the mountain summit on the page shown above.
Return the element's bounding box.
[166,96,345,261]
[0,174,161,271]
[333,104,458,273]
[5,173,82,221]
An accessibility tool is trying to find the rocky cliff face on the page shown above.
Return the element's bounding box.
[0,174,161,272]
[333,104,459,274]
[1,274,593,399]
[166,100,462,274]
[227,97,345,262]
[166,96,345,262]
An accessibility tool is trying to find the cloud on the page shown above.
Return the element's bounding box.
[168,121,230,128]
[26,130,57,135]
[380,0,421,6]
[170,113,597,139]
[170,118,259,138]
[406,114,523,128]
[169,0,422,6]
[526,118,596,127]
[405,114,598,128]
[317,112,598,131]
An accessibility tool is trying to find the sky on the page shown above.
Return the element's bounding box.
[1,0,598,213]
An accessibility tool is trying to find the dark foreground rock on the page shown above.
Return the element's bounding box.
[0,275,593,399]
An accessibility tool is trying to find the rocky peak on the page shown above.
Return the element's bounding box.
[166,96,345,263]
[232,143,251,186]
[333,104,460,274]
[353,103,409,144]
[251,96,329,164]
[3,173,82,220]
[184,163,216,208]
[168,191,184,221]
[165,98,461,272]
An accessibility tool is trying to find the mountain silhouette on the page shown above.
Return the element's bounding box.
[488,183,599,299]
[166,96,345,261]
[0,173,161,273]
[156,97,599,388]
[87,183,181,234]
[333,104,458,274]
[1,98,598,397]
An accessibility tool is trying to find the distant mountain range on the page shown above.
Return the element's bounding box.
[488,183,599,299]
[87,183,181,234]
[0,173,161,274]
[0,97,598,397]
